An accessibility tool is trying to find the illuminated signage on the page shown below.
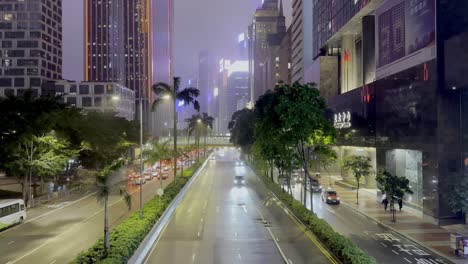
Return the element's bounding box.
[334,111,352,129]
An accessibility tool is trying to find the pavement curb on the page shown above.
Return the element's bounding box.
[245,163,343,264]
[128,154,211,264]
[339,200,458,264]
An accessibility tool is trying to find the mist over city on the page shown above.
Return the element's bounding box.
[0,0,467,264]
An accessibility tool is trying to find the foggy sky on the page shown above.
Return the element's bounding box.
[62,0,292,83]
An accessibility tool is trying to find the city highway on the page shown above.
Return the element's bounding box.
[0,168,176,264]
[144,148,334,264]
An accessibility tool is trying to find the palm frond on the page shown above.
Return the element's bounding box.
[120,188,132,210]
[152,82,172,95]
[193,100,200,112]
[151,97,165,112]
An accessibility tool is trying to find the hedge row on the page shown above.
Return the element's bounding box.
[73,160,206,264]
[254,165,376,264]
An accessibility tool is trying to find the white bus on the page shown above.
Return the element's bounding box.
[0,199,26,230]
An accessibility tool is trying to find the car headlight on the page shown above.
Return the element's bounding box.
[337,197,340,200]
[241,180,245,184]
[319,185,323,189]
[234,180,237,183]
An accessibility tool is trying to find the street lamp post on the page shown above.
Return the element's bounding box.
[139,94,144,219]
[197,119,201,162]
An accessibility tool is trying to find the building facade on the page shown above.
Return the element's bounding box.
[314,0,468,223]
[84,0,151,131]
[0,0,63,96]
[151,0,174,137]
[248,0,285,105]
[42,80,135,121]
[227,61,249,118]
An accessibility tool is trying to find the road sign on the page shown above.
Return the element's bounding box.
[157,188,164,196]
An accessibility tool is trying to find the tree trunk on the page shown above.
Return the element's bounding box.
[356,180,360,205]
[22,176,27,206]
[104,197,110,251]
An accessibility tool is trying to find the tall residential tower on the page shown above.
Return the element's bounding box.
[0,0,63,97]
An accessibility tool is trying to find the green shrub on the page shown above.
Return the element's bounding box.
[73,160,206,264]
[251,163,376,264]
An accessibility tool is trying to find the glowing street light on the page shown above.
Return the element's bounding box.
[162,94,171,100]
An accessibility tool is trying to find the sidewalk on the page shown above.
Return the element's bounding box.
[322,176,467,264]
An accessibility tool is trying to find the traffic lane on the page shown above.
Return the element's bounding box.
[243,169,332,264]
[1,171,175,264]
[146,150,285,264]
[299,186,451,264]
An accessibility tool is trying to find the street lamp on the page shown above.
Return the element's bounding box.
[197,119,202,162]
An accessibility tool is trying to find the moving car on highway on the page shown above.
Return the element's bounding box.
[321,189,340,204]
[233,175,245,185]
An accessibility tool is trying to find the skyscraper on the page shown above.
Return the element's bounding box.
[84,0,152,131]
[198,50,216,115]
[151,0,174,137]
[248,0,285,104]
[0,0,63,97]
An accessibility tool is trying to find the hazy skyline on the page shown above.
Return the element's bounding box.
[62,0,291,83]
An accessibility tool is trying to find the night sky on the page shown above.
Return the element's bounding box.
[62,0,291,82]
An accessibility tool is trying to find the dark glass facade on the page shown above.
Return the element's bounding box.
[313,0,371,53]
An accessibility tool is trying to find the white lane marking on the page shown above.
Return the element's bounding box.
[380,242,388,248]
[49,259,57,264]
[403,257,412,263]
[288,259,293,264]
[7,240,52,264]
[197,231,200,238]
[253,206,289,263]
[187,208,192,213]
[2,192,96,234]
[192,253,196,262]
[234,232,238,239]
[216,206,220,213]
[203,200,208,210]
[326,207,336,215]
[243,205,248,213]
[8,195,125,264]
[392,250,399,255]
[276,237,280,242]
[8,241,15,245]
[200,217,204,223]
[238,253,242,260]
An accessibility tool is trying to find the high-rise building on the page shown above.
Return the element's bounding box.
[291,0,314,83]
[84,0,152,131]
[151,0,174,137]
[198,50,216,114]
[0,0,63,97]
[314,0,468,224]
[248,0,285,104]
[227,60,249,116]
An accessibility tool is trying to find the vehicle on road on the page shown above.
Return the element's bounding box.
[0,199,26,229]
[292,172,302,183]
[132,176,146,185]
[235,160,244,166]
[306,177,322,192]
[233,175,245,185]
[321,189,340,204]
[143,172,153,181]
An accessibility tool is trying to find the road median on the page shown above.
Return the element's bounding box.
[72,154,210,264]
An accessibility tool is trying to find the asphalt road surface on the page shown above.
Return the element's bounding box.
[290,181,452,264]
[0,168,176,264]
[144,148,334,264]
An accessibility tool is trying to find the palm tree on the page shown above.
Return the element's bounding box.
[96,159,132,252]
[185,114,202,162]
[143,140,170,189]
[152,77,200,183]
[199,113,214,157]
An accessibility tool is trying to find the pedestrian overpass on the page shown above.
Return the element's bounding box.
[159,136,232,146]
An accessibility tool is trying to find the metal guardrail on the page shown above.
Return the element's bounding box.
[128,153,211,264]
[159,136,232,145]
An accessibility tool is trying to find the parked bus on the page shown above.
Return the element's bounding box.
[0,199,26,229]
